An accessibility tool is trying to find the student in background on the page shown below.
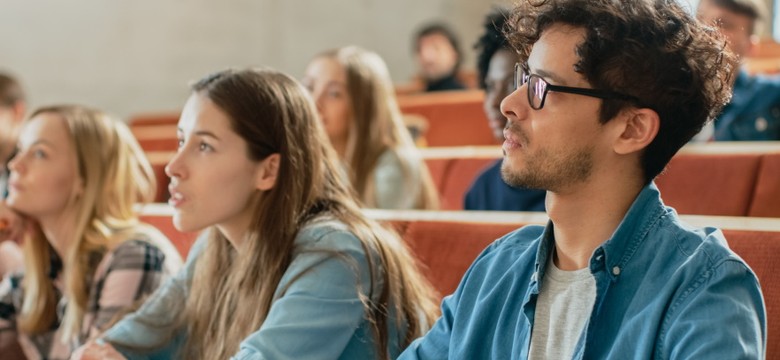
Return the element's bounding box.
[413,23,467,92]
[0,105,181,360]
[303,46,439,210]
[0,72,27,299]
[73,68,439,360]
[399,0,765,358]
[0,73,27,191]
[697,0,780,140]
[464,8,546,211]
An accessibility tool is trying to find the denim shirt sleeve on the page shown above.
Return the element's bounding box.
[230,226,378,360]
[398,238,506,360]
[658,257,766,359]
[101,233,208,360]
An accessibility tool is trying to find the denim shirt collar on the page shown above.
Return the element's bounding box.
[532,182,667,283]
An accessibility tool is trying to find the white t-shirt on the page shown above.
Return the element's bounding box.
[529,257,597,360]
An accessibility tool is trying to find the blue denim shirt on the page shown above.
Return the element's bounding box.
[103,219,400,360]
[399,183,766,359]
[714,70,780,141]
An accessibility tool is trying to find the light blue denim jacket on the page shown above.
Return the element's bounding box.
[399,183,766,359]
[103,219,400,360]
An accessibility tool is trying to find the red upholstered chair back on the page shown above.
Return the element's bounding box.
[655,153,762,216]
[398,90,494,147]
[725,228,780,358]
[749,152,780,217]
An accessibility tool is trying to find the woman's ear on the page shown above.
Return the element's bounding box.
[613,108,660,155]
[255,153,280,191]
[71,177,85,202]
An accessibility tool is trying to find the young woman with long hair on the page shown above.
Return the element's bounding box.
[74,68,439,360]
[303,46,439,209]
[0,105,182,359]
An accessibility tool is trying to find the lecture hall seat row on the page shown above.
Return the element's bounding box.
[129,89,493,151]
[138,205,780,358]
[419,142,780,216]
[145,142,780,216]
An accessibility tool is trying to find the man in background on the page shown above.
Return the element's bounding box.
[0,73,26,192]
[697,0,780,140]
[414,23,467,92]
[464,8,546,211]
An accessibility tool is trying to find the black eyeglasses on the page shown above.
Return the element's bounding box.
[514,63,638,110]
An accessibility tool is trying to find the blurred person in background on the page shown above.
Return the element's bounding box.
[304,46,439,209]
[464,8,546,211]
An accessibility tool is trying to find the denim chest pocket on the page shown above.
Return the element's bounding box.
[731,106,780,140]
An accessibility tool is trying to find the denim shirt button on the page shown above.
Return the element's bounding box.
[612,266,621,276]
[531,272,538,282]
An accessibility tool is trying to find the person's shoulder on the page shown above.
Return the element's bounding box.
[107,238,166,271]
[295,217,363,253]
[656,213,750,273]
[465,160,502,196]
[493,224,544,250]
[472,224,545,268]
[746,73,780,96]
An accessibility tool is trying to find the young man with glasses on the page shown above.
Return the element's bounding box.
[398,0,766,358]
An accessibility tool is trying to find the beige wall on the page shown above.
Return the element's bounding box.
[0,0,507,120]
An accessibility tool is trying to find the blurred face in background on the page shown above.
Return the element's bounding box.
[417,32,459,81]
[483,48,518,141]
[7,113,81,221]
[0,101,25,163]
[697,0,757,60]
[302,57,353,155]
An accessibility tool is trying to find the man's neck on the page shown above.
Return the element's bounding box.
[546,174,645,271]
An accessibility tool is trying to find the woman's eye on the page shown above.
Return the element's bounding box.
[199,142,213,152]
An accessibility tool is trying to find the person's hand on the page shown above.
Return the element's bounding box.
[70,339,127,360]
[0,201,25,243]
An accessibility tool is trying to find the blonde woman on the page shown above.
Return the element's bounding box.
[0,105,182,359]
[303,46,439,209]
[73,68,439,360]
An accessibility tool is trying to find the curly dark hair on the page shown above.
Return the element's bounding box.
[506,0,736,183]
[474,7,512,89]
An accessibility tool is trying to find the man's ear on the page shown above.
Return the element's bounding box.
[255,153,280,191]
[613,108,659,155]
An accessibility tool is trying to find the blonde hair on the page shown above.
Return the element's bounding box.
[18,105,158,343]
[319,46,439,209]
[178,69,439,360]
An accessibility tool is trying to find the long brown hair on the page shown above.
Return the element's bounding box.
[181,69,438,360]
[17,105,160,342]
[317,46,439,209]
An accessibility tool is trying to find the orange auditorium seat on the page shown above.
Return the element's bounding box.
[398,90,494,147]
[749,152,780,217]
